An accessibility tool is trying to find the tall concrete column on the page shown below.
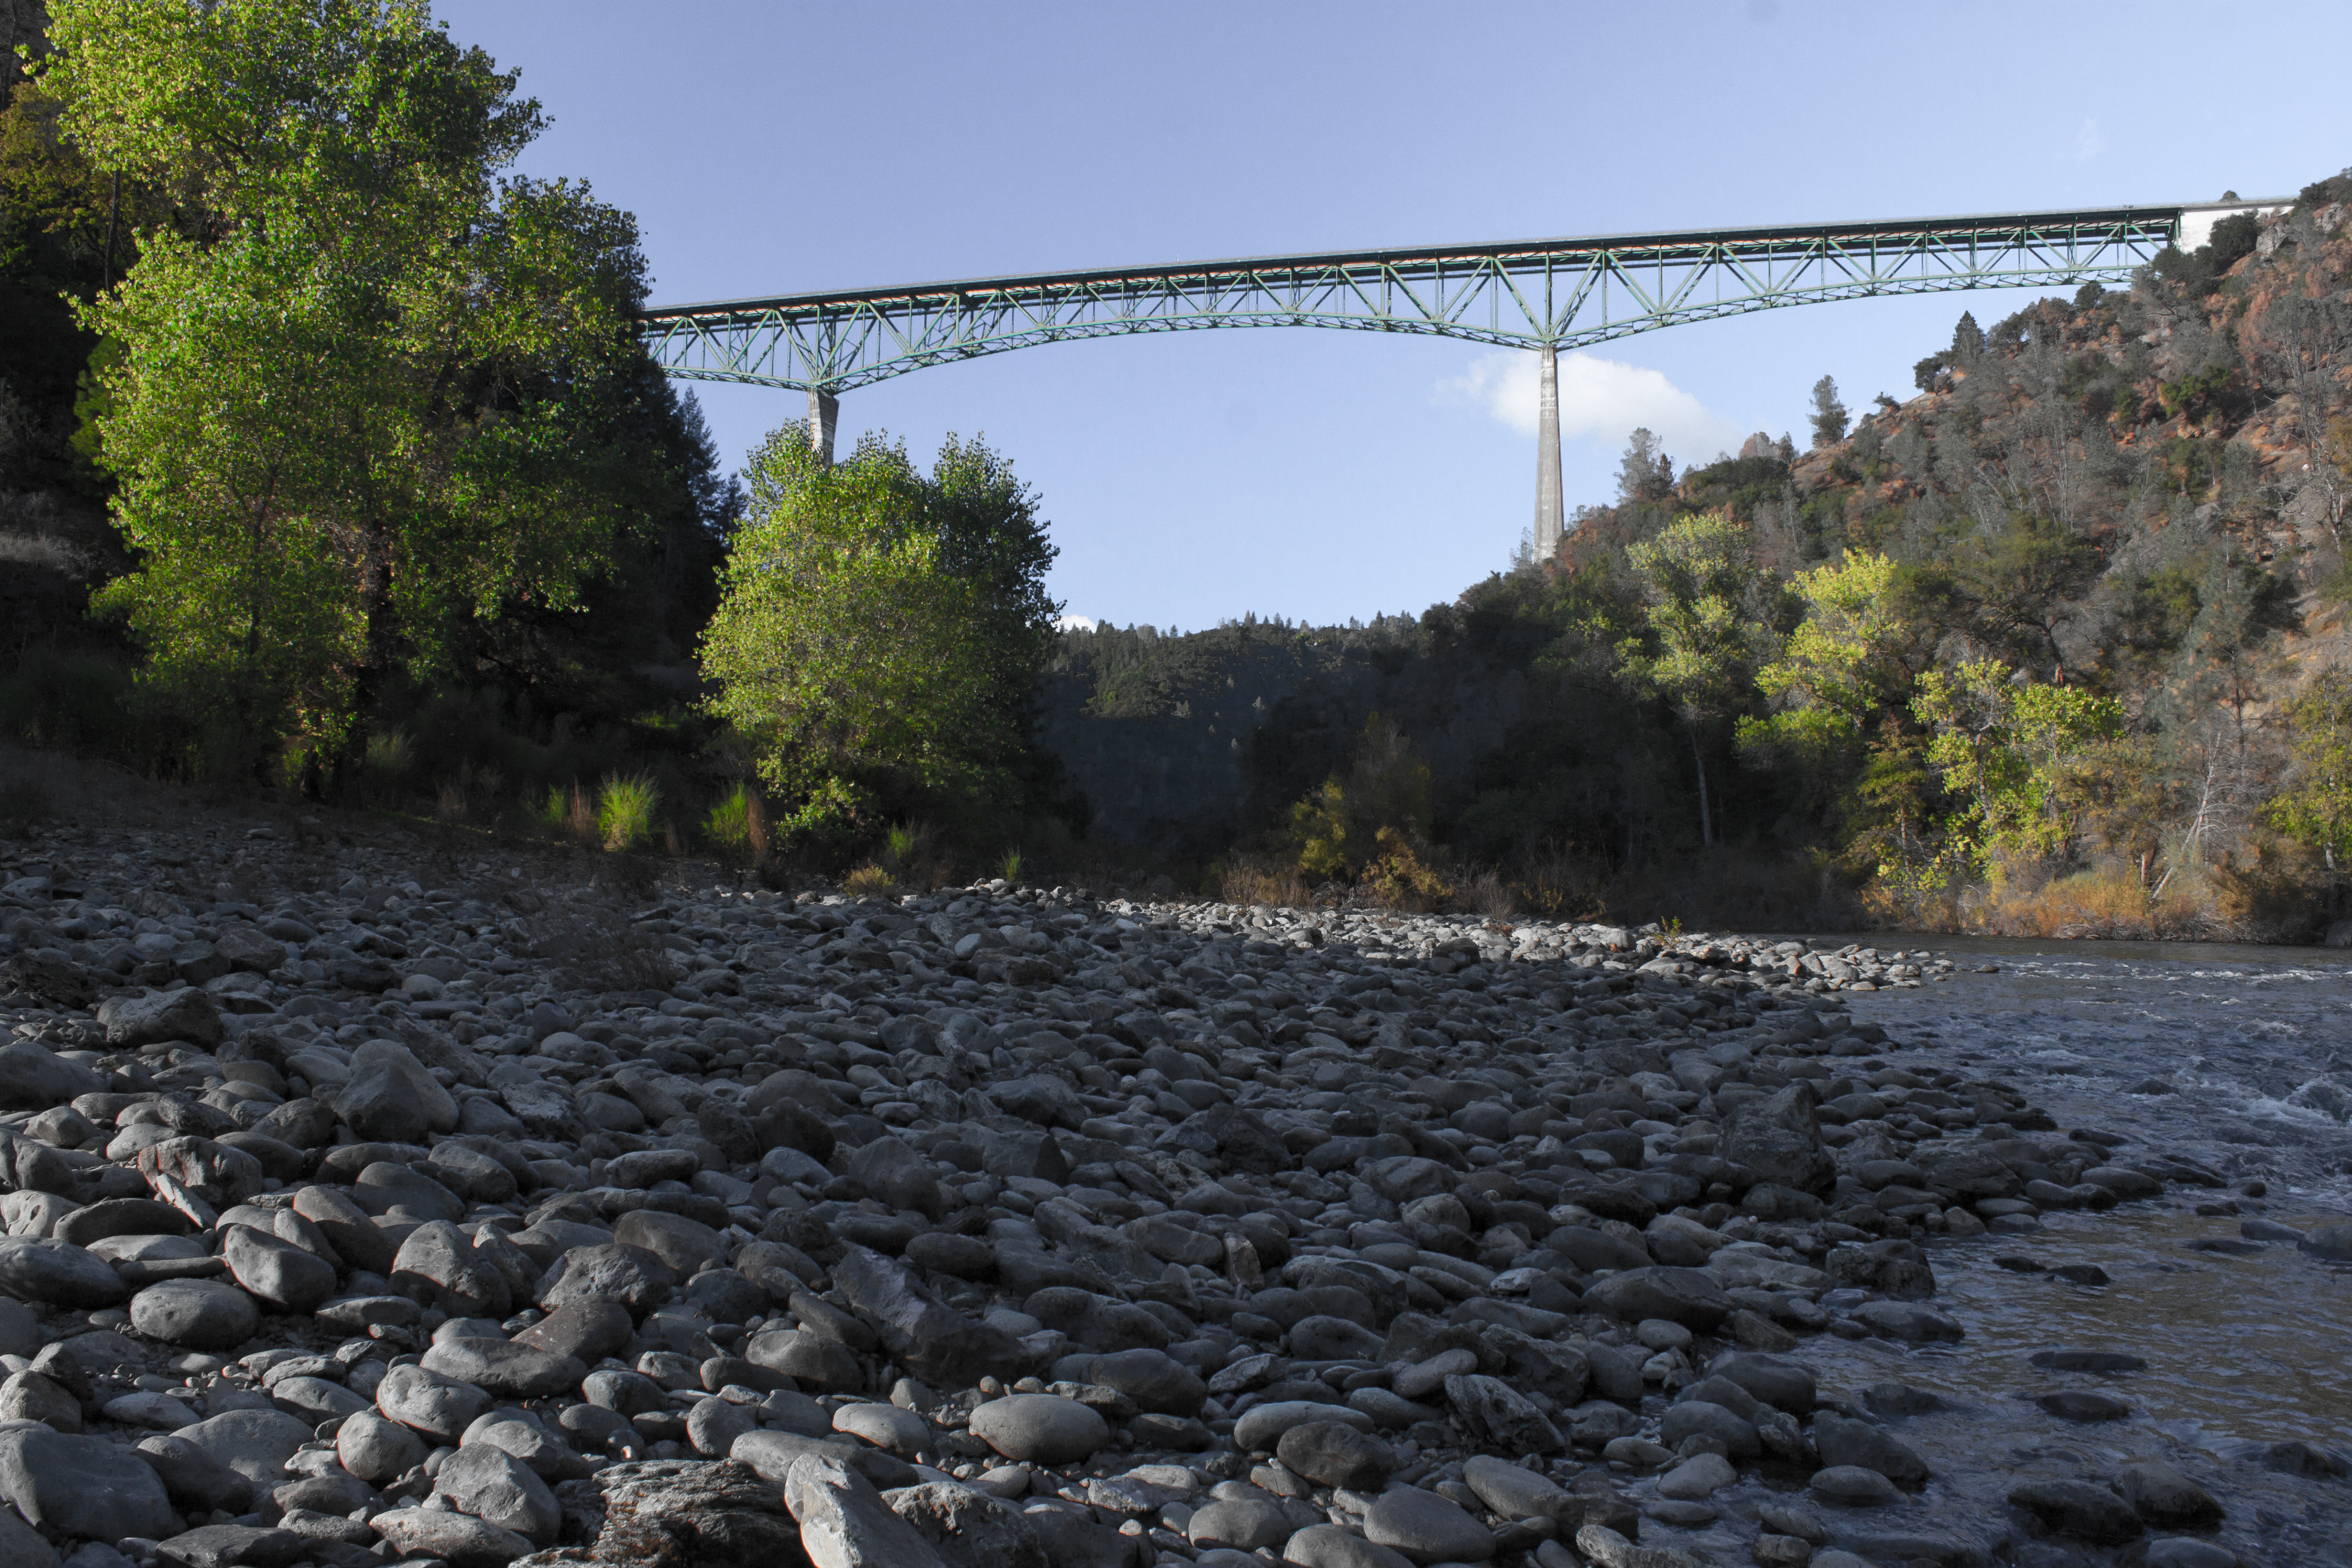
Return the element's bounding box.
[808,386,840,466]
[1533,342,1562,561]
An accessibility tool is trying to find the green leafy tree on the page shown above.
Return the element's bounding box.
[700,427,1057,848]
[1740,551,1918,762]
[46,0,651,774]
[1287,713,1433,878]
[1913,658,2123,875]
[1619,514,1778,845]
[2269,676,2352,907]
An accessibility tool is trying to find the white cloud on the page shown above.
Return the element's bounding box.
[2074,117,2104,164]
[1440,348,1745,464]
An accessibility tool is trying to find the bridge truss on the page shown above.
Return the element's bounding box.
[637,202,2271,549]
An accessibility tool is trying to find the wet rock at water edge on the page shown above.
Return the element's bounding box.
[2008,1479,2146,1543]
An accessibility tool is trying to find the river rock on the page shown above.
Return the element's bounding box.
[2113,1461,2224,1528]
[1283,1525,1417,1568]
[336,1409,427,1484]
[1086,1346,1206,1416]
[968,1394,1108,1465]
[885,1480,1044,1567]
[0,1237,127,1308]
[745,1330,863,1394]
[514,1298,634,1363]
[2008,1479,2146,1542]
[334,1040,459,1144]
[1657,1451,1736,1499]
[1461,1453,1570,1522]
[98,989,226,1048]
[534,1243,674,1318]
[369,1506,535,1568]
[0,1043,105,1111]
[0,1427,176,1542]
[1582,1266,1730,1330]
[785,1452,945,1568]
[611,1210,728,1275]
[433,1441,560,1543]
[1364,1484,1495,1564]
[375,1362,494,1444]
[173,1407,313,1484]
[829,1244,1028,1386]
[1722,1082,1833,1194]
[1443,1372,1561,1454]
[220,1223,336,1312]
[420,1337,584,1399]
[1276,1420,1395,1489]
[1813,1412,1930,1483]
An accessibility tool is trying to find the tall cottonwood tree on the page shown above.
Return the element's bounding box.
[47,0,651,775]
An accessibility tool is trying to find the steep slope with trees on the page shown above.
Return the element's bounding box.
[1040,172,2352,937]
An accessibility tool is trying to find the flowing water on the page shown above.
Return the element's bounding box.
[1636,938,2352,1566]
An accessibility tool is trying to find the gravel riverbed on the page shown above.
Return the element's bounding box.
[0,801,2342,1568]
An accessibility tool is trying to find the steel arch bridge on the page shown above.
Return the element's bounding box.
[637,200,2283,550]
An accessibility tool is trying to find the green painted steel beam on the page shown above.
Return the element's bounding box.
[635,203,2273,394]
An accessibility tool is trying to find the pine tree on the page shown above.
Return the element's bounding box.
[1951,311,1986,363]
[1809,375,1849,448]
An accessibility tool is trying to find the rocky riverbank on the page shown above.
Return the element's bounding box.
[0,782,2329,1568]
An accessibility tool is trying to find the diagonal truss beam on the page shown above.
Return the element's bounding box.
[636,203,2284,394]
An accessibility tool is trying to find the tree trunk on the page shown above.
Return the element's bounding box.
[1689,725,1712,848]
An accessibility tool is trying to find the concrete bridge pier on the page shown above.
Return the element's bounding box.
[1533,341,1562,560]
[808,387,839,465]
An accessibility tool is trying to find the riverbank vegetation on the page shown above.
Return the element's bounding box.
[7,4,2352,939]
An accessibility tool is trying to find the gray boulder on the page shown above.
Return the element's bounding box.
[375,1362,494,1444]
[0,1238,127,1308]
[334,1040,459,1144]
[0,1428,176,1540]
[98,989,226,1048]
[221,1224,336,1312]
[0,1043,105,1112]
[433,1442,560,1544]
[172,1408,313,1484]
[830,1244,1029,1386]
[783,1453,945,1567]
[129,1278,259,1351]
[1722,1083,1834,1195]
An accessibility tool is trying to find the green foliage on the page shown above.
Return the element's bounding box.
[595,772,659,851]
[2157,364,2237,423]
[1740,551,1918,766]
[1618,515,1779,723]
[1286,713,1433,879]
[700,426,1057,847]
[999,848,1023,884]
[703,782,767,862]
[2267,674,2352,879]
[1914,660,2124,873]
[46,0,656,775]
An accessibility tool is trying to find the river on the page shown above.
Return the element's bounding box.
[1651,936,2352,1566]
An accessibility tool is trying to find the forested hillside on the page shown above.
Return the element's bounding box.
[1042,176,2352,938]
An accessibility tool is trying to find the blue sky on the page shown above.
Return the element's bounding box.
[440,0,2348,631]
